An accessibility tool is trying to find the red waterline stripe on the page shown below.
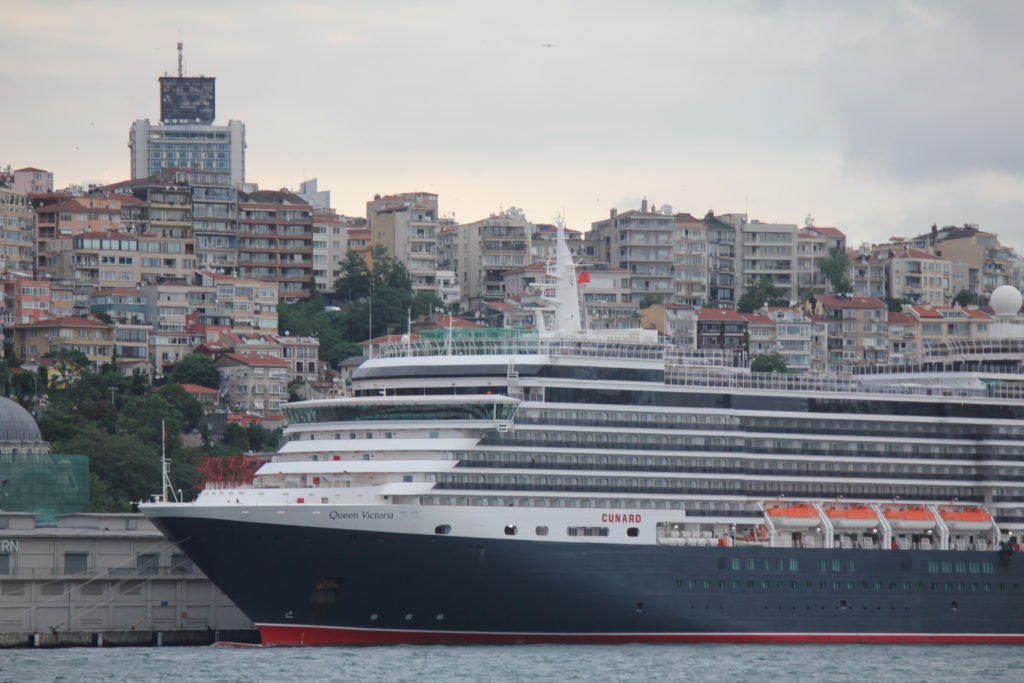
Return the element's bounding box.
[257,625,1024,646]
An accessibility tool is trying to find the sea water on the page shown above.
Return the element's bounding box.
[0,644,1016,683]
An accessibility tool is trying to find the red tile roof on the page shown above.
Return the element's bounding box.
[909,305,943,319]
[180,383,219,394]
[697,308,747,322]
[219,352,289,367]
[741,313,772,324]
[887,312,916,325]
[893,248,942,260]
[808,226,845,238]
[962,308,992,320]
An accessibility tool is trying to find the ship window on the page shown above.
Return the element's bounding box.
[983,562,994,574]
[688,579,697,589]
[731,559,741,571]
[789,559,799,572]
[171,553,194,575]
[951,601,958,610]
[535,526,548,536]
[944,583,952,592]
[434,525,451,535]
[968,562,980,574]
[0,554,10,576]
[928,561,939,574]
[504,525,517,536]
[627,527,639,537]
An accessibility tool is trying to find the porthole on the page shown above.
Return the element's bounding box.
[535,526,549,536]
[405,613,413,621]
[504,525,518,536]
[635,602,644,613]
[436,614,444,621]
[434,525,451,535]
[370,614,378,621]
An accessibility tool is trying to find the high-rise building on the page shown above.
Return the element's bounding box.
[128,53,245,185]
[237,189,313,299]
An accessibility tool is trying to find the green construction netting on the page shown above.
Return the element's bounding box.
[0,452,89,526]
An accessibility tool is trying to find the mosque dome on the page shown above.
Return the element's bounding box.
[0,396,43,444]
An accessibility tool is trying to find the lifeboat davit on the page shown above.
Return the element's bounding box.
[766,504,820,529]
[884,507,936,531]
[941,507,993,532]
[826,505,878,530]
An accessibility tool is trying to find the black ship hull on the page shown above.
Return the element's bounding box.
[150,513,1024,645]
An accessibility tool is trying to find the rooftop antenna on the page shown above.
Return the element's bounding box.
[177,41,184,77]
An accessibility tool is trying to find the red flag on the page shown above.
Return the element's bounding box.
[577,271,591,284]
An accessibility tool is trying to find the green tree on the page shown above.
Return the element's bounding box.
[750,353,789,373]
[818,251,853,295]
[158,383,206,431]
[882,296,909,313]
[736,277,788,313]
[223,422,249,451]
[335,247,443,341]
[166,354,221,390]
[54,424,159,508]
[954,288,979,307]
[638,294,664,309]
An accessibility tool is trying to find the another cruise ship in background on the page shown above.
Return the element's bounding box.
[142,226,1024,645]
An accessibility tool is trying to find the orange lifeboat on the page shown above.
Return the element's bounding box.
[826,505,878,530]
[884,507,935,531]
[766,504,820,529]
[941,507,993,532]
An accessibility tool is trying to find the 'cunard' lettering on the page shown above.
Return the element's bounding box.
[601,513,641,524]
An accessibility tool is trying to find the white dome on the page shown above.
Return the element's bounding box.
[990,285,1023,317]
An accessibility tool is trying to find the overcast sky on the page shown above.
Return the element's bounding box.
[3,0,1023,250]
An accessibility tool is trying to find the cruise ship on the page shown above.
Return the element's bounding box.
[141,228,1024,645]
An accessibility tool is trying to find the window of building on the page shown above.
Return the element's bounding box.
[64,552,88,575]
[170,553,194,575]
[137,553,160,575]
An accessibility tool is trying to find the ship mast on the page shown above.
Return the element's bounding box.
[541,218,583,335]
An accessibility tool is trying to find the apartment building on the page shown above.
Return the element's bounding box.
[704,211,738,307]
[11,167,54,194]
[12,317,114,369]
[590,202,674,302]
[215,352,289,416]
[33,196,123,275]
[765,307,818,374]
[197,272,278,331]
[1,278,51,325]
[696,308,748,352]
[739,219,799,303]
[0,187,35,275]
[812,295,888,373]
[797,225,847,296]
[367,192,439,294]
[887,249,953,306]
[457,208,532,309]
[237,190,312,299]
[673,213,708,307]
[51,232,195,286]
[887,311,919,365]
[312,211,361,295]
